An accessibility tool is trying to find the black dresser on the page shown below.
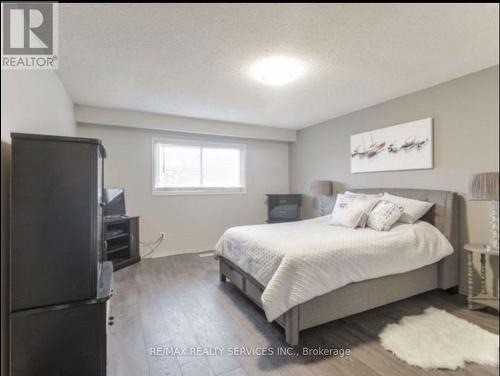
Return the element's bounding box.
[266,194,302,223]
[10,133,112,376]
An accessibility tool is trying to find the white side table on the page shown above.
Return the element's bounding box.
[464,243,499,311]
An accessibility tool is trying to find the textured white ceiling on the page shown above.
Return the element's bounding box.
[57,3,499,129]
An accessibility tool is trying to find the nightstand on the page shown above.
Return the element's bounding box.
[464,243,499,311]
[266,194,302,223]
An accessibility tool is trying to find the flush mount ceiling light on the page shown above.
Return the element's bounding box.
[249,56,305,86]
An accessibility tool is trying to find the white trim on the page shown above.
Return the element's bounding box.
[153,189,247,196]
[152,137,247,195]
[76,105,297,142]
[142,245,215,257]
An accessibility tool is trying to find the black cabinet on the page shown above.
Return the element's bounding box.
[10,263,112,376]
[10,133,111,376]
[266,194,302,223]
[104,216,141,271]
[11,133,105,311]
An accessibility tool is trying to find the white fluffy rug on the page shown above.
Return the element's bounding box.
[379,307,499,370]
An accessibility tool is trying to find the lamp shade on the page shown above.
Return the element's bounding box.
[309,180,333,196]
[468,172,499,201]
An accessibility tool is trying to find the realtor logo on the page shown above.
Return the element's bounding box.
[1,2,59,69]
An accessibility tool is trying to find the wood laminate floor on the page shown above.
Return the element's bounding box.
[108,253,499,376]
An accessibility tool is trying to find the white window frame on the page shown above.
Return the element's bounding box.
[152,137,247,195]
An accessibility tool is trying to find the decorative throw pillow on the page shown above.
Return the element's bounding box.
[382,193,434,224]
[338,201,369,228]
[367,200,404,231]
[330,194,380,228]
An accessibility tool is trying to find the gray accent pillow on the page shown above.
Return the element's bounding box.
[383,193,434,224]
[367,200,404,231]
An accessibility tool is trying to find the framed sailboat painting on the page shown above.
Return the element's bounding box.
[350,118,433,173]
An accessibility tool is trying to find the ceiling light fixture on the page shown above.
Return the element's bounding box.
[249,56,305,86]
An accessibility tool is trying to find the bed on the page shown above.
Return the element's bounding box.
[215,188,460,345]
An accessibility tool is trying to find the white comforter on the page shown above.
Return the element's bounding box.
[214,216,453,322]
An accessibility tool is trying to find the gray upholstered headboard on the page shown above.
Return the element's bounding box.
[322,188,459,289]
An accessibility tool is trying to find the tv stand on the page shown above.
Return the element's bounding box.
[104,216,141,271]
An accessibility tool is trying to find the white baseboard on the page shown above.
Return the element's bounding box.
[142,245,214,258]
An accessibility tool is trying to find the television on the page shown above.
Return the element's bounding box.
[103,188,126,218]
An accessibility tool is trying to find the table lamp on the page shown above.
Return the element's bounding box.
[469,172,499,252]
[309,180,334,215]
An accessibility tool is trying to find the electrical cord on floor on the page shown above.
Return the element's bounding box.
[140,233,165,258]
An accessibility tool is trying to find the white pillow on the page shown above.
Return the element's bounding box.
[345,191,383,198]
[330,194,379,228]
[367,200,404,231]
[382,193,434,224]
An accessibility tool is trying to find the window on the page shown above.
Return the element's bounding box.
[153,138,246,194]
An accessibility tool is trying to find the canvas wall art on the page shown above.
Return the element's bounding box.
[350,118,433,173]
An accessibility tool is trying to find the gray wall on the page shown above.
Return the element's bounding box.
[1,70,76,376]
[78,124,290,257]
[290,65,499,294]
[1,70,76,142]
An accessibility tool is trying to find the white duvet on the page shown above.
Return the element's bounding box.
[214,216,453,322]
